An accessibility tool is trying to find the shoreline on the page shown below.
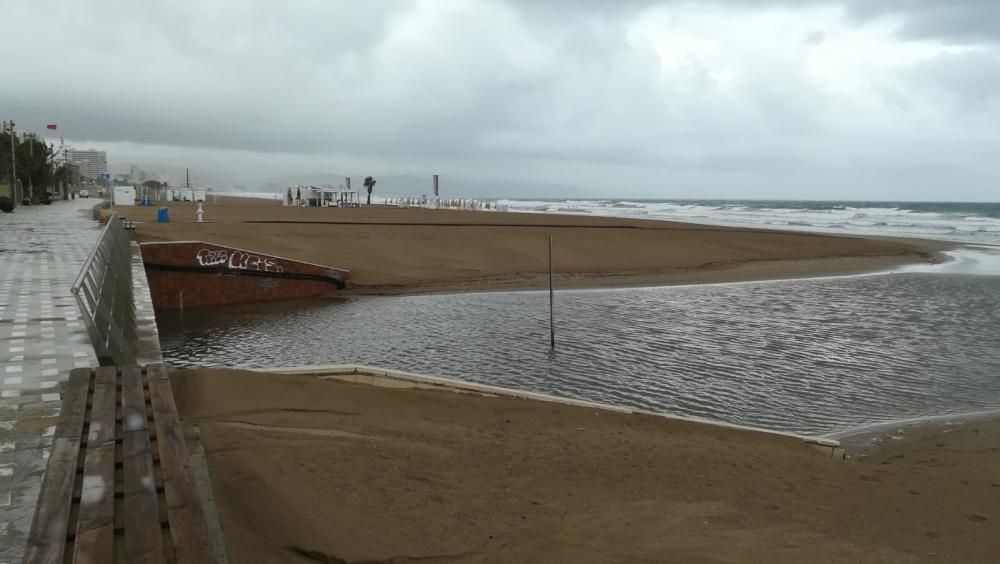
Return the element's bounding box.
[830,408,1000,460]
[338,252,950,296]
[117,197,951,296]
[174,367,1000,563]
[262,363,842,447]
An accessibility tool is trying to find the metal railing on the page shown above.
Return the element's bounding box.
[71,214,138,365]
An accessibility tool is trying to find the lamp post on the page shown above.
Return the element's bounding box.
[62,138,69,198]
[7,121,16,208]
[27,133,34,203]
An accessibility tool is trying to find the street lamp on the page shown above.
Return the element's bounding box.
[27,132,34,203]
[7,121,16,208]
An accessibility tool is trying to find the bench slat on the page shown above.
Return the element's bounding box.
[73,366,118,564]
[23,368,92,564]
[122,366,165,564]
[72,443,115,563]
[146,364,214,564]
[55,367,92,439]
[26,364,217,564]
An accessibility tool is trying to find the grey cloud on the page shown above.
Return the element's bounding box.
[901,49,1000,111]
[523,0,1000,43]
[842,1,1000,43]
[4,0,1000,200]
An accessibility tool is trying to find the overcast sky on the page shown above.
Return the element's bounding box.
[4,0,1000,200]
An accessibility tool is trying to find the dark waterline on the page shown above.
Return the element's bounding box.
[157,273,1000,437]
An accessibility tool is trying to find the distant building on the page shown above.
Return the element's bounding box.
[66,149,108,180]
[129,166,146,184]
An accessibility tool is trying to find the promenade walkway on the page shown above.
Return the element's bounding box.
[0,199,160,563]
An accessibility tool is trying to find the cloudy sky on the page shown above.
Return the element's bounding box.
[4,0,1000,200]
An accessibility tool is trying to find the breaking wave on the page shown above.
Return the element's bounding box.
[496,199,1000,245]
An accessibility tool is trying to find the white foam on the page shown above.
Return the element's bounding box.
[894,246,1000,276]
[495,199,1000,246]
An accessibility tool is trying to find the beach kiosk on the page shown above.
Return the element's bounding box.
[315,186,360,207]
[287,185,360,207]
[112,185,137,206]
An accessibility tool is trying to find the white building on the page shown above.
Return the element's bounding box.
[112,186,136,206]
[66,149,108,180]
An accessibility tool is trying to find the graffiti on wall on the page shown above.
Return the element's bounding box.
[195,249,227,267]
[196,248,285,273]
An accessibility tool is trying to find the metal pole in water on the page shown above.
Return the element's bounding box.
[549,234,555,349]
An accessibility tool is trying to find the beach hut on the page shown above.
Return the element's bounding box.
[294,185,360,207]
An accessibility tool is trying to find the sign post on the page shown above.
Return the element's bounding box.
[98,171,111,202]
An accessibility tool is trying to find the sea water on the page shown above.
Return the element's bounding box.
[170,195,1000,435]
[230,193,1000,247]
[158,258,1000,437]
[495,199,1000,246]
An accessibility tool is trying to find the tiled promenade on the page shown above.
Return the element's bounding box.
[0,199,161,563]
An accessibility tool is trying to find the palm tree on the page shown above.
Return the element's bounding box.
[363,176,376,206]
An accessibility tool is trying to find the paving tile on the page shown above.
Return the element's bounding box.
[0,199,108,563]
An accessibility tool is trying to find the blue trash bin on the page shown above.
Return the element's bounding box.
[157,207,170,223]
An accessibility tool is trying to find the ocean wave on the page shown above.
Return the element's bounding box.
[497,198,1000,245]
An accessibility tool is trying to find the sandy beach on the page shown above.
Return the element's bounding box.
[121,198,948,294]
[133,198,994,563]
[172,368,1000,564]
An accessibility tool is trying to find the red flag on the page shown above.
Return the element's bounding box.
[46,124,57,130]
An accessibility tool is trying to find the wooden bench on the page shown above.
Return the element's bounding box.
[24,364,217,564]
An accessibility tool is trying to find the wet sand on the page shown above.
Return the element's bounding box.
[173,368,1000,564]
[122,198,947,294]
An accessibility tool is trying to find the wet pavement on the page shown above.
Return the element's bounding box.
[0,199,161,563]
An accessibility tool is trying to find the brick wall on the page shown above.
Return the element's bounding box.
[140,242,350,311]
